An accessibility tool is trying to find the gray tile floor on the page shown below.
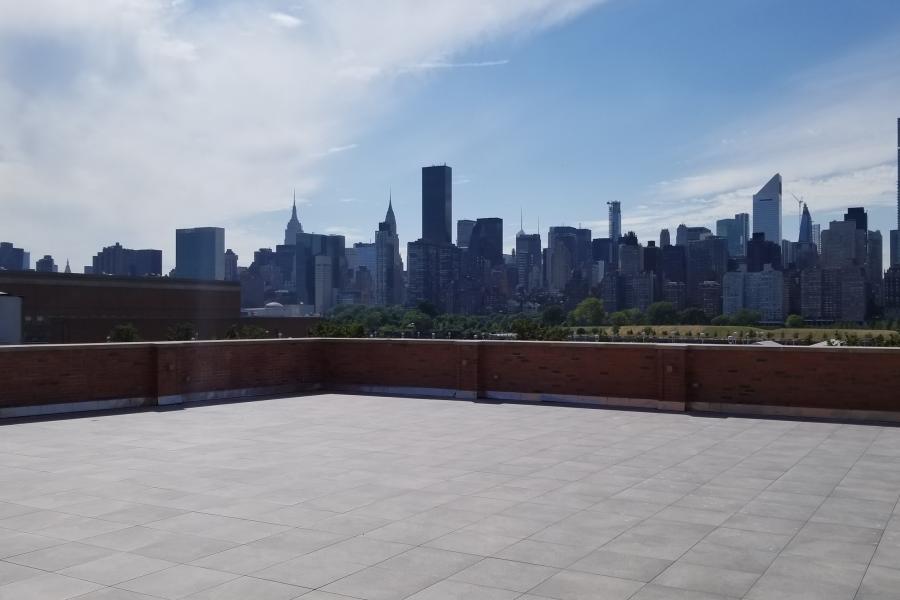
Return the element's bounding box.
[0,393,899,599]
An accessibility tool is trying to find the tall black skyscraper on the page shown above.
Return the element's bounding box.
[422,165,452,245]
[799,204,813,244]
[844,207,868,232]
[468,218,503,267]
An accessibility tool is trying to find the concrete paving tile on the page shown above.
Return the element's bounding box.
[376,547,481,579]
[6,541,116,571]
[0,531,61,558]
[0,572,102,600]
[130,531,237,563]
[449,557,558,592]
[405,580,521,600]
[782,535,876,564]
[253,552,367,588]
[720,513,805,536]
[855,565,900,600]
[323,566,442,600]
[529,570,644,600]
[652,561,758,597]
[116,564,238,599]
[601,519,713,561]
[144,512,289,544]
[59,552,174,585]
[68,588,161,600]
[629,584,737,599]
[570,549,671,582]
[679,540,776,573]
[184,576,309,600]
[425,529,519,556]
[493,539,591,569]
[0,561,42,586]
[189,543,301,575]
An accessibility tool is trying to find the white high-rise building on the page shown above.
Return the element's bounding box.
[752,173,782,245]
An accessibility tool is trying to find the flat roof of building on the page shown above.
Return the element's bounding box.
[0,393,898,599]
[0,270,238,290]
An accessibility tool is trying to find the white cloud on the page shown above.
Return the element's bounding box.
[407,59,510,70]
[634,37,900,246]
[269,12,304,28]
[0,0,604,270]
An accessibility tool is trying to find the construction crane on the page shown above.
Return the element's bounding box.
[791,193,804,218]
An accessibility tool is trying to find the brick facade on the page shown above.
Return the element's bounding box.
[1,340,899,421]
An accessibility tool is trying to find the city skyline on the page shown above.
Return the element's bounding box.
[2,1,900,272]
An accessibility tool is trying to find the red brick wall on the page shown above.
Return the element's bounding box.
[478,342,660,400]
[687,345,900,412]
[0,344,156,408]
[2,340,899,418]
[322,340,469,391]
[156,340,323,397]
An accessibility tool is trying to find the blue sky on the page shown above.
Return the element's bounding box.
[1,0,899,270]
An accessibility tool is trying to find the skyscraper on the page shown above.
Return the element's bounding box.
[422,165,452,245]
[284,192,303,245]
[716,213,749,258]
[618,232,641,275]
[406,240,460,312]
[295,232,346,308]
[468,218,504,267]
[516,230,542,294]
[723,265,785,324]
[659,229,671,247]
[821,220,866,270]
[547,226,578,291]
[224,249,239,282]
[591,238,612,264]
[92,243,162,277]
[375,198,404,306]
[36,255,57,273]
[675,225,711,247]
[734,213,750,257]
[0,242,27,272]
[456,220,475,249]
[752,173,782,245]
[747,232,782,272]
[607,201,621,269]
[893,118,900,265]
[799,203,813,243]
[175,227,225,281]
[686,236,728,306]
[844,207,868,232]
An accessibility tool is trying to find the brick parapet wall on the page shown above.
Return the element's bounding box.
[1,340,898,421]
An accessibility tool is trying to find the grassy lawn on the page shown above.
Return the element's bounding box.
[570,325,899,343]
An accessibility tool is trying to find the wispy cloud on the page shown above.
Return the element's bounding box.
[269,12,304,28]
[319,143,358,157]
[408,59,510,70]
[630,35,900,247]
[0,0,605,269]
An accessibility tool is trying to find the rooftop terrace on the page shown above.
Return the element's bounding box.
[1,393,899,600]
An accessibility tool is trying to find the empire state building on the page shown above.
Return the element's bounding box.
[284,192,303,245]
